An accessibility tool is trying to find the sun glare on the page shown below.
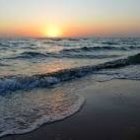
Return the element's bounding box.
[44,25,62,38]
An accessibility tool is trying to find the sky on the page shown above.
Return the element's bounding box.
[0,0,140,37]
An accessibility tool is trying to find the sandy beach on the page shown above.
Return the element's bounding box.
[1,75,140,140]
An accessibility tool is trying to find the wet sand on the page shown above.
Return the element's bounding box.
[2,76,140,140]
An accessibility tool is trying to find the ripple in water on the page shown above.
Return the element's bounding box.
[0,88,84,137]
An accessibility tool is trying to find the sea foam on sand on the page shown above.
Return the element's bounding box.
[0,88,84,137]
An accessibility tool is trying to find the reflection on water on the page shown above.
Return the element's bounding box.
[0,58,106,76]
[49,91,79,114]
[36,59,73,74]
[0,59,72,76]
[46,45,64,53]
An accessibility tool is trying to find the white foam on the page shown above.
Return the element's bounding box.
[0,88,84,137]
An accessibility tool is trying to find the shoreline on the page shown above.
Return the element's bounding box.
[2,77,140,140]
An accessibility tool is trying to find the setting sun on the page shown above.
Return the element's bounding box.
[44,25,63,38]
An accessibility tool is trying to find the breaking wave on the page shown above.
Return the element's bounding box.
[0,53,140,95]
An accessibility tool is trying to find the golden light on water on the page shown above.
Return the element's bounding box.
[44,25,63,38]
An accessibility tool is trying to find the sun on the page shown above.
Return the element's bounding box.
[44,25,62,38]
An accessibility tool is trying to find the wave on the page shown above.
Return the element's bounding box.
[19,52,47,58]
[0,63,9,67]
[102,41,119,45]
[49,54,121,59]
[0,53,140,95]
[6,51,121,60]
[94,65,140,81]
[10,51,47,59]
[61,46,140,53]
[0,42,10,48]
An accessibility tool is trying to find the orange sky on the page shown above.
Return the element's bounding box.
[0,0,140,37]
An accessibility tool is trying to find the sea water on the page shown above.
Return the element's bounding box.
[0,37,140,137]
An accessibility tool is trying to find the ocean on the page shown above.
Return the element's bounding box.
[0,37,140,137]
